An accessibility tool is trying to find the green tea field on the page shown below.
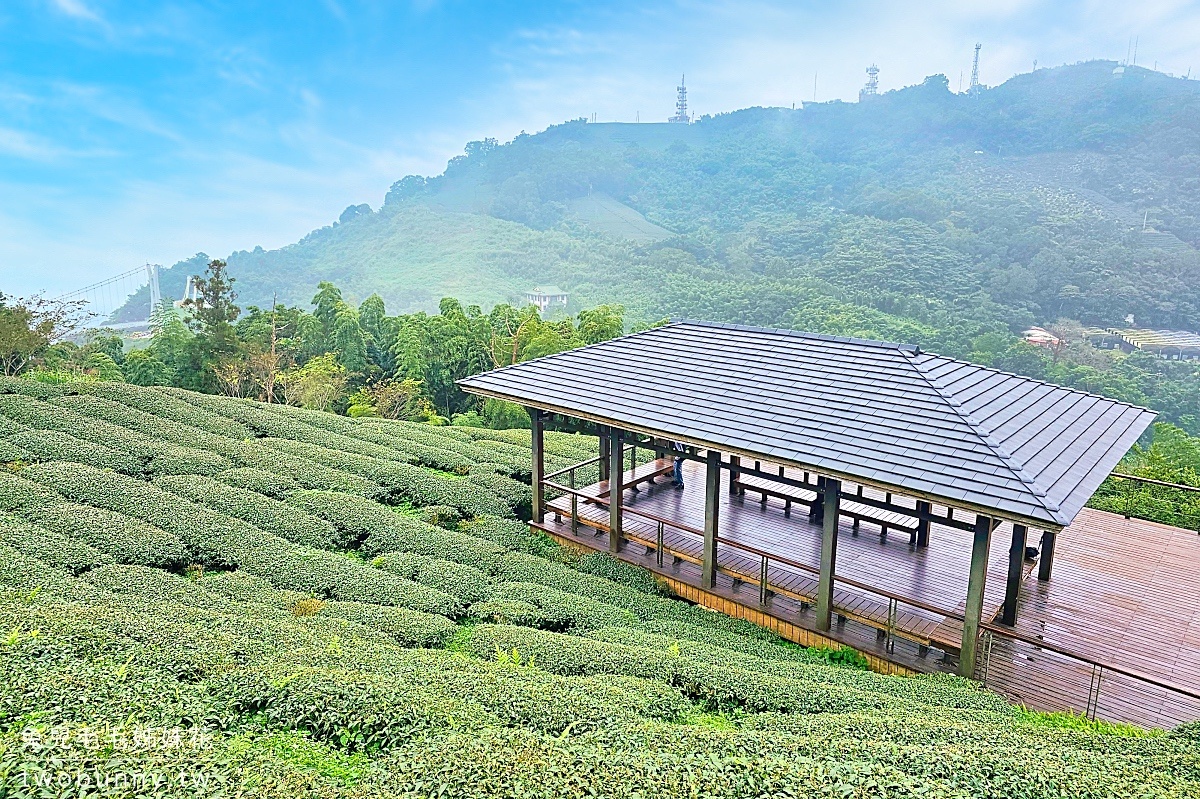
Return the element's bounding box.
[0,377,1196,797]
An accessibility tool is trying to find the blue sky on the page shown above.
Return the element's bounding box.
[3,0,1199,296]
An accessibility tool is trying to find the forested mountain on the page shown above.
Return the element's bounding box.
[115,60,1200,359]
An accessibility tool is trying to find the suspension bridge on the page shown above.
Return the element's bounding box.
[54,264,164,332]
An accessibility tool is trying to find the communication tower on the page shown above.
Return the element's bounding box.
[968,43,982,95]
[668,75,691,123]
[859,64,880,100]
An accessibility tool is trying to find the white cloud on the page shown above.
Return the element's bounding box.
[48,0,103,24]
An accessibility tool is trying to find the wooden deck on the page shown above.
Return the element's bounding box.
[541,460,1200,729]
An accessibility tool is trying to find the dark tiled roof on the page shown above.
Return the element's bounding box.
[458,321,1155,528]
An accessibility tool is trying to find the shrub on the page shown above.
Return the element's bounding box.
[0,393,231,475]
[291,597,326,617]
[289,490,507,569]
[84,381,253,438]
[225,441,378,494]
[0,513,113,573]
[0,472,61,512]
[465,624,672,680]
[372,551,493,604]
[487,582,638,631]
[154,474,342,550]
[466,470,532,517]
[22,501,190,569]
[466,599,566,629]
[417,504,462,528]
[0,439,31,463]
[49,393,241,455]
[320,600,457,648]
[494,551,673,619]
[460,514,559,557]
[200,570,307,609]
[0,375,65,398]
[7,429,143,474]
[264,439,512,517]
[242,544,463,617]
[216,467,302,499]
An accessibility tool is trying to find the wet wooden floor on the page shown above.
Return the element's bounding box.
[541,460,1200,728]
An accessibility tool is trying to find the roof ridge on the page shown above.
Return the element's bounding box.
[670,318,920,353]
[902,350,1061,515]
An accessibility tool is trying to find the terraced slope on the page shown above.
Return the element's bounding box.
[0,377,1196,798]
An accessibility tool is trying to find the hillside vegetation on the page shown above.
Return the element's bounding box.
[119,62,1200,348]
[0,376,1197,797]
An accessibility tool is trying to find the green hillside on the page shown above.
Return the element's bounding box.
[1,376,1196,796]
[115,61,1200,358]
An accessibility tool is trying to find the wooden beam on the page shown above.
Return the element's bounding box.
[528,407,546,524]
[960,514,993,677]
[1001,524,1027,626]
[607,428,623,554]
[815,478,841,631]
[728,455,741,495]
[1038,530,1056,581]
[701,448,721,588]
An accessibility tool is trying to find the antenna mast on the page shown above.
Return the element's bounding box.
[668,74,691,123]
[969,43,982,95]
[859,64,880,101]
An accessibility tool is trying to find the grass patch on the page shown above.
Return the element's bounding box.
[237,731,370,786]
[1016,707,1162,738]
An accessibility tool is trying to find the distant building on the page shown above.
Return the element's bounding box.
[1022,327,1061,349]
[526,286,569,313]
[1086,328,1200,360]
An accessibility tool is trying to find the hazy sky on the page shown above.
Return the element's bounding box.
[2,0,1198,296]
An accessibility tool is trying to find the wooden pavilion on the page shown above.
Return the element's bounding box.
[459,321,1156,680]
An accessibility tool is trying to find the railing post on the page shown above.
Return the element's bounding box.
[759,555,768,605]
[886,598,897,654]
[1087,665,1104,720]
[816,478,842,631]
[656,521,664,567]
[569,470,578,536]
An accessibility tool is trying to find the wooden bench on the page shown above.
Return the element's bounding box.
[735,473,921,544]
[593,458,675,498]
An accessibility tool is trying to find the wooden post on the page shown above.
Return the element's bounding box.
[529,407,545,525]
[1038,530,1056,581]
[1000,524,1027,626]
[815,478,841,631]
[608,429,623,554]
[598,430,610,483]
[728,455,741,495]
[702,448,721,588]
[915,500,931,547]
[960,514,993,677]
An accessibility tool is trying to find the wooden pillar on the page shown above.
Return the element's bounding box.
[1000,524,1027,626]
[701,448,721,588]
[528,407,546,524]
[1038,530,1056,581]
[598,430,610,483]
[607,429,623,554]
[815,478,841,631]
[915,501,931,547]
[960,514,993,677]
[728,455,741,495]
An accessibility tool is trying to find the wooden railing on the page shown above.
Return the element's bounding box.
[539,461,1200,727]
[1092,472,1200,533]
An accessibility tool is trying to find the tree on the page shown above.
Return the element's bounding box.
[346,377,431,420]
[122,350,172,386]
[0,293,90,376]
[182,260,241,390]
[280,353,348,411]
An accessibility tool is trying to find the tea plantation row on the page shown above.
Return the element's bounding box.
[0,377,1196,798]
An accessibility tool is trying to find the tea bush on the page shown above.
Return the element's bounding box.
[7,428,143,473]
[288,490,507,568]
[0,438,30,463]
[0,513,112,573]
[0,471,61,512]
[216,466,303,499]
[154,474,341,550]
[487,581,638,631]
[371,551,493,604]
[85,380,254,438]
[22,501,189,569]
[319,600,457,648]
